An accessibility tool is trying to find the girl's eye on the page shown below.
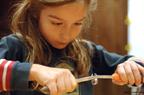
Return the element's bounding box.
[75,22,83,26]
[51,21,63,26]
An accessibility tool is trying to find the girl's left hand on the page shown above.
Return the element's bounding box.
[112,57,144,86]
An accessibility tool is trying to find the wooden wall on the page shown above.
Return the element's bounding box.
[84,0,128,55]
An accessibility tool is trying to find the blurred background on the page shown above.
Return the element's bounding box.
[0,0,143,95]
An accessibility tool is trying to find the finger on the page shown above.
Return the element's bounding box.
[69,73,77,92]
[64,74,73,92]
[116,64,128,84]
[112,73,123,82]
[137,65,144,83]
[47,82,58,95]
[57,75,66,94]
[130,61,141,85]
[124,61,135,85]
[112,79,125,86]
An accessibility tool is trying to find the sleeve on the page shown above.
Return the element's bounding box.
[84,41,132,75]
[0,35,32,91]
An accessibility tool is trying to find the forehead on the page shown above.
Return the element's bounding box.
[40,2,87,21]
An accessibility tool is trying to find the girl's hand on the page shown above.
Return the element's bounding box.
[112,57,144,86]
[29,64,77,95]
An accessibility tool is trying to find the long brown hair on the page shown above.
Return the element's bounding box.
[10,0,97,77]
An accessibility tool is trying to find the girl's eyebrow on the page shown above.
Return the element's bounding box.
[48,14,85,22]
[48,15,63,21]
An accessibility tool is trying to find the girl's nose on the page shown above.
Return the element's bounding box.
[61,32,70,42]
[60,27,71,42]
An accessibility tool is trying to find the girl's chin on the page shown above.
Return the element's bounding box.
[55,46,66,49]
[52,44,68,49]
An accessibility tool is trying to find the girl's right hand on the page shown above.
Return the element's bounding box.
[29,64,77,95]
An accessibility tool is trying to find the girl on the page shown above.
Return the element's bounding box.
[0,0,144,95]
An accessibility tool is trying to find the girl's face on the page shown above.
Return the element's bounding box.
[39,1,87,49]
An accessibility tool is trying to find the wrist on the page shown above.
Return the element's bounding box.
[29,64,39,81]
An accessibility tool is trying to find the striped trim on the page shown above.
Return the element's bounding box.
[0,59,6,65]
[0,59,15,91]
[3,61,12,90]
[0,59,7,90]
[6,61,15,90]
